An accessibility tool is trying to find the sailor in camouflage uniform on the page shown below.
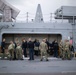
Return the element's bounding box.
[59,40,63,58]
[39,39,48,61]
[62,40,71,60]
[16,43,23,60]
[8,41,15,60]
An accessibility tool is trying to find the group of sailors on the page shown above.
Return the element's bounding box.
[59,40,74,60]
[1,38,74,61]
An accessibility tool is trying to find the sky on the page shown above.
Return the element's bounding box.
[6,0,76,22]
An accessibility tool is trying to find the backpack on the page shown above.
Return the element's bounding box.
[8,44,15,50]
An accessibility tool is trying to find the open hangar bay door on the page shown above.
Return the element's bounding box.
[2,34,62,47]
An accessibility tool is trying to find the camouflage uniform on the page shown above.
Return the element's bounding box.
[59,41,63,58]
[8,43,15,60]
[16,45,23,60]
[14,38,20,60]
[62,40,71,60]
[39,41,48,61]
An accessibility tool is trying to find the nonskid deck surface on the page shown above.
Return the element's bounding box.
[0,57,76,75]
[0,73,76,75]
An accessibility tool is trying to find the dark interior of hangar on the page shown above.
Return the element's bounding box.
[3,34,62,44]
